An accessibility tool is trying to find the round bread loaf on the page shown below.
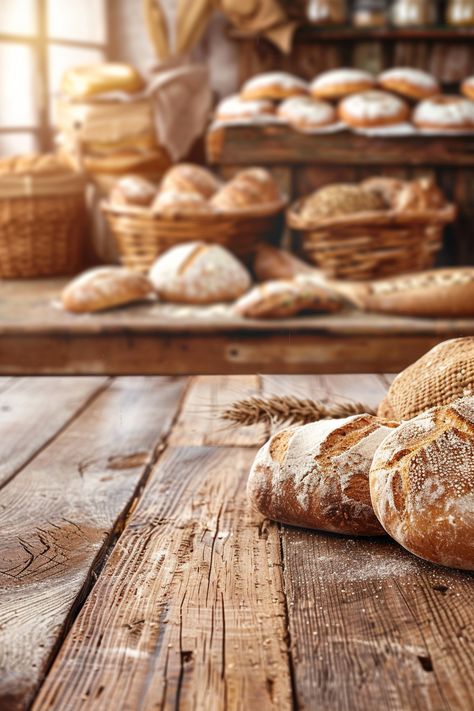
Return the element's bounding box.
[215,94,275,122]
[240,72,309,101]
[299,183,386,221]
[413,96,474,131]
[248,414,398,536]
[109,174,157,207]
[151,190,215,216]
[277,96,337,130]
[378,337,474,421]
[211,167,281,211]
[370,398,474,570]
[160,164,222,199]
[310,69,375,100]
[378,67,439,100]
[149,241,252,304]
[338,90,410,127]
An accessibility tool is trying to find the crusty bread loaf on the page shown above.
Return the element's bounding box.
[61,62,144,100]
[340,268,474,318]
[299,184,386,221]
[211,168,281,211]
[149,241,252,304]
[370,398,474,570]
[160,164,221,199]
[62,267,154,313]
[151,190,215,216]
[0,153,73,177]
[378,337,474,421]
[109,174,157,207]
[248,414,398,536]
[235,276,343,319]
[252,244,316,282]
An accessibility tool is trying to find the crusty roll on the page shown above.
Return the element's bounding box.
[151,190,215,216]
[248,414,398,536]
[378,67,439,101]
[340,268,474,319]
[240,72,309,101]
[310,69,375,100]
[370,398,474,570]
[149,241,252,304]
[234,276,343,319]
[109,174,157,207]
[377,337,474,422]
[211,167,281,211]
[338,90,410,128]
[160,164,222,199]
[61,267,154,313]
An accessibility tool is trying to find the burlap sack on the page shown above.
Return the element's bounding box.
[378,337,474,421]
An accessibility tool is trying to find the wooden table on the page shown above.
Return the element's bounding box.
[2,278,474,375]
[1,373,473,711]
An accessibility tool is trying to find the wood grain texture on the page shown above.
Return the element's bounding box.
[169,375,266,447]
[0,377,107,488]
[0,377,187,711]
[281,531,474,711]
[32,446,293,711]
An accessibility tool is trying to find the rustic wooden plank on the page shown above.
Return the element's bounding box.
[0,376,187,711]
[282,530,474,711]
[0,377,107,488]
[207,124,474,167]
[169,375,266,447]
[32,446,293,711]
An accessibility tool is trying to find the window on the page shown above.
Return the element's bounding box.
[0,0,109,155]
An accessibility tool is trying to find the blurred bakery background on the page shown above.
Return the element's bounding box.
[1,0,474,342]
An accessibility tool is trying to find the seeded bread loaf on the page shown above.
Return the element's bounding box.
[248,414,398,536]
[370,398,474,570]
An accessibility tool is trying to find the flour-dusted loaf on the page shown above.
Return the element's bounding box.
[160,163,222,199]
[413,96,474,131]
[341,268,474,318]
[215,94,275,122]
[338,90,410,127]
[61,267,154,313]
[151,190,215,216]
[149,241,252,304]
[109,174,157,207]
[277,96,337,130]
[248,414,398,535]
[377,337,474,421]
[211,167,281,211]
[370,398,474,570]
[378,67,439,100]
[310,68,375,100]
[240,72,309,101]
[234,276,342,319]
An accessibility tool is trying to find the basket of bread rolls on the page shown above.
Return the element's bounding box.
[0,153,87,278]
[101,163,287,272]
[287,176,456,280]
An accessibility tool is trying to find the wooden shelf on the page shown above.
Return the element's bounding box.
[231,25,474,42]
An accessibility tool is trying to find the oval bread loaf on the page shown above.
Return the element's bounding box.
[370,398,474,570]
[248,414,398,536]
[62,267,154,313]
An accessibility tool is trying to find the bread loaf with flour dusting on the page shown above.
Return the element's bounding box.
[370,397,474,570]
[248,414,398,536]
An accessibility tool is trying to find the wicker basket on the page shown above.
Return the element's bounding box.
[0,173,87,278]
[102,199,287,272]
[287,201,457,281]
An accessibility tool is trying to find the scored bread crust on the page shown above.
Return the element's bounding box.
[370,398,474,570]
[160,164,222,199]
[247,414,398,536]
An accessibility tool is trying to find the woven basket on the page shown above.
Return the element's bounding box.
[101,199,287,272]
[288,201,457,281]
[0,173,87,278]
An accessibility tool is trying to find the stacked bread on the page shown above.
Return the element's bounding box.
[248,340,474,571]
[215,68,474,134]
[55,62,171,192]
[107,163,283,216]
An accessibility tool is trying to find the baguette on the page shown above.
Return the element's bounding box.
[143,0,170,60]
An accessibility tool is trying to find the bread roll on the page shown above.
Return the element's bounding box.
[211,167,281,211]
[151,190,215,216]
[160,164,221,199]
[370,398,474,570]
[149,242,252,304]
[248,415,398,536]
[62,267,154,313]
[377,337,474,422]
[109,175,157,207]
[341,268,474,318]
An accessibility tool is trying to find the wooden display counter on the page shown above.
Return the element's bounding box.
[207,123,474,264]
[2,373,473,710]
[2,278,474,375]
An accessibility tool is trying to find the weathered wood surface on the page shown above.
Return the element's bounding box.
[2,279,474,375]
[0,377,187,711]
[2,374,473,711]
[207,124,474,167]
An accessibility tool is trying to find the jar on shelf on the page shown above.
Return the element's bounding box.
[353,0,389,27]
[306,0,347,25]
[446,0,474,25]
[390,0,435,26]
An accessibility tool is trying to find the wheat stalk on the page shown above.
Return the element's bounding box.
[221,395,374,427]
